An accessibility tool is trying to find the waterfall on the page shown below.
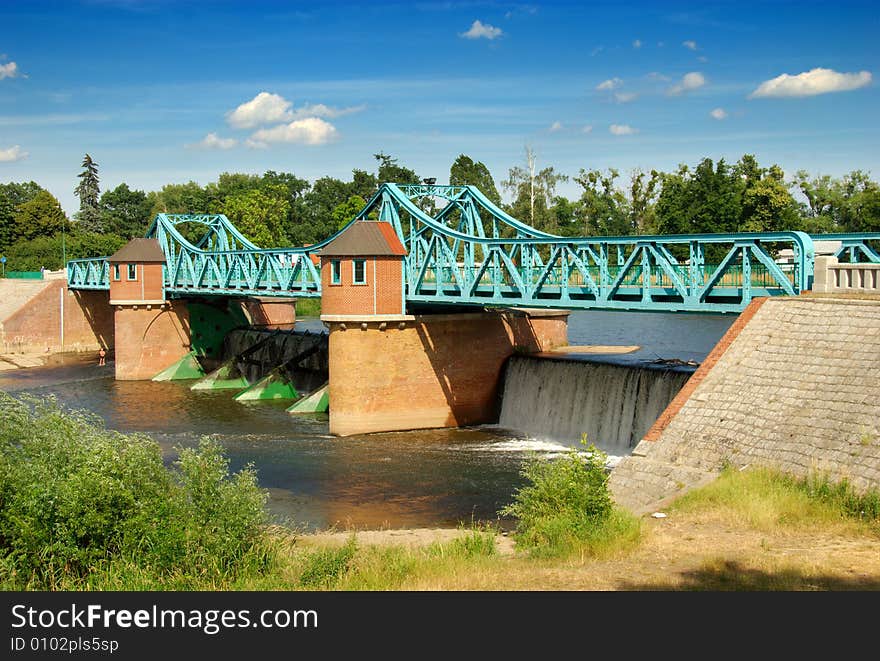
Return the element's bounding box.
[498,356,692,455]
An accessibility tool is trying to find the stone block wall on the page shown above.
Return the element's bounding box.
[610,296,880,513]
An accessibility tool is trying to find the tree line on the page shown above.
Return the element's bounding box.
[0,149,878,272]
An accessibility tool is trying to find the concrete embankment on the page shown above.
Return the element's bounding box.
[610,295,880,513]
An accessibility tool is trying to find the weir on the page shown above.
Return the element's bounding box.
[498,355,692,454]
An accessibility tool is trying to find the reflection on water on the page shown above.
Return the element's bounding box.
[0,311,734,531]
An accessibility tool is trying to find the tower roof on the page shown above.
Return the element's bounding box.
[320,221,407,257]
[108,238,166,263]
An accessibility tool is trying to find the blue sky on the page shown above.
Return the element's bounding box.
[0,0,877,214]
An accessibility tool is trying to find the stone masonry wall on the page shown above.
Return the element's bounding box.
[610,296,880,513]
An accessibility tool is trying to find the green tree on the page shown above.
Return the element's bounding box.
[223,187,289,247]
[298,176,351,245]
[14,190,70,242]
[740,165,800,233]
[99,183,153,239]
[332,195,367,230]
[74,153,101,232]
[349,168,378,200]
[800,170,880,233]
[449,154,502,204]
[147,181,211,215]
[0,182,46,253]
[502,146,567,232]
[574,168,629,235]
[655,158,743,236]
[374,152,419,185]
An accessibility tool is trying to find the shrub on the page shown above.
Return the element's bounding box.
[500,442,636,557]
[0,393,270,589]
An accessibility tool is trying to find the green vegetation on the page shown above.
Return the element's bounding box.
[295,298,321,317]
[0,393,271,590]
[671,466,880,532]
[3,148,879,274]
[500,441,641,558]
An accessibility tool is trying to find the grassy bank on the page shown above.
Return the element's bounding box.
[295,298,321,318]
[2,394,879,591]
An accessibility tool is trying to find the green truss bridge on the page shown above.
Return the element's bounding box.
[67,183,880,314]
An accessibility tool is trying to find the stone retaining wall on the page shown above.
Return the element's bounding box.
[610,296,880,513]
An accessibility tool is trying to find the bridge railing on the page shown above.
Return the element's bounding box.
[67,257,110,289]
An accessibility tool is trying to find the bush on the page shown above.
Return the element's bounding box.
[500,441,637,557]
[0,393,270,589]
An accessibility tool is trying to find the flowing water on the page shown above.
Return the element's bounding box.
[0,311,735,531]
[499,356,692,454]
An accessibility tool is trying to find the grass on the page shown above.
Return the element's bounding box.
[669,466,880,534]
[295,298,321,317]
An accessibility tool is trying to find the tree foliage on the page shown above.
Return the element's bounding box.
[74,154,102,232]
[502,146,568,232]
[449,154,502,205]
[223,186,290,247]
[100,183,153,239]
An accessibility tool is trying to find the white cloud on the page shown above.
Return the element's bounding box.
[0,61,21,80]
[614,91,638,103]
[590,45,604,56]
[709,108,728,120]
[548,121,563,132]
[227,92,294,129]
[668,71,706,95]
[647,72,670,82]
[0,145,28,162]
[245,138,268,150]
[250,117,338,145]
[609,124,638,135]
[596,77,623,91]
[191,132,237,150]
[749,67,872,98]
[226,93,365,129]
[460,20,503,40]
[290,103,366,120]
[582,125,593,134]
[632,39,642,49]
[682,40,698,50]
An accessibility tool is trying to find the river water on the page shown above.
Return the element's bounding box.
[0,310,734,531]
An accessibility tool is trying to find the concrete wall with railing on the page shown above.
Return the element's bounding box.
[813,255,880,293]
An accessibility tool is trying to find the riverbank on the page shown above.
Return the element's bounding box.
[290,473,880,590]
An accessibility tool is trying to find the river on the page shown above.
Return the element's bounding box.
[0,309,734,531]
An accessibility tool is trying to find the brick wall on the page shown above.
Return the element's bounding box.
[320,256,403,316]
[327,310,569,435]
[242,298,297,329]
[109,263,164,302]
[610,296,880,513]
[1,281,114,354]
[114,301,191,380]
